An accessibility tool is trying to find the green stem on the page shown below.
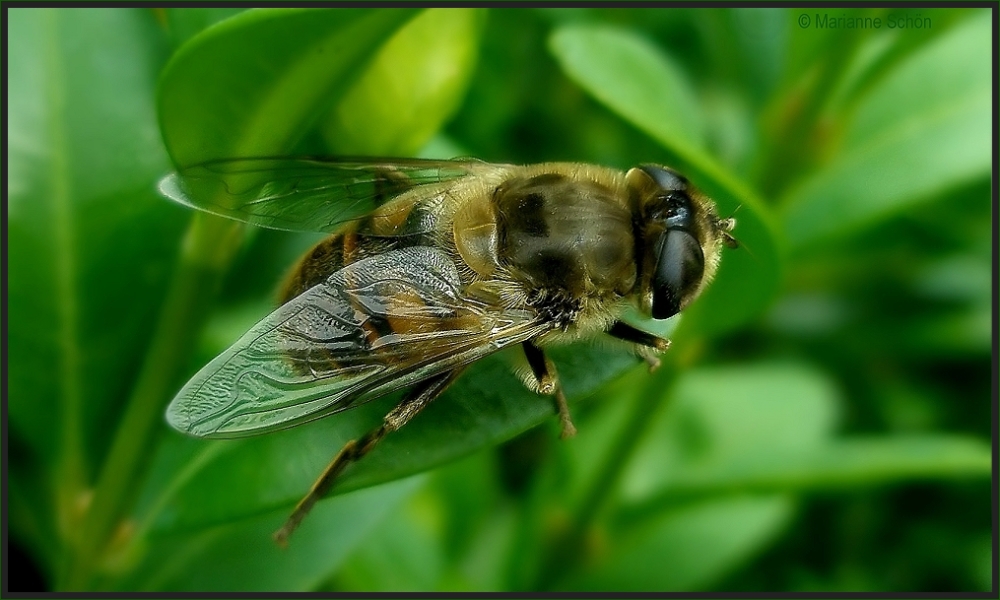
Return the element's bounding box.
[43,8,89,549]
[60,213,243,590]
[535,357,681,589]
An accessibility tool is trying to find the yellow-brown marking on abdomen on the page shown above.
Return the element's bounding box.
[279,222,363,303]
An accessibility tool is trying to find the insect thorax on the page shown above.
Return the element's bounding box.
[492,173,637,301]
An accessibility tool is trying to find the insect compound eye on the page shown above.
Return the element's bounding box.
[656,192,693,229]
[651,228,705,319]
[638,164,688,192]
[637,166,695,230]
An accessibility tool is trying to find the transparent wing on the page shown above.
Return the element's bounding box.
[167,246,547,438]
[158,156,507,233]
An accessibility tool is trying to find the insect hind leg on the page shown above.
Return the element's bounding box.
[273,368,463,547]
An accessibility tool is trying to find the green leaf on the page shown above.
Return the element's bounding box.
[158,8,420,165]
[138,345,641,532]
[624,436,991,519]
[161,8,246,47]
[549,24,783,336]
[321,9,486,155]
[782,12,991,249]
[549,25,705,149]
[673,362,841,456]
[620,362,840,501]
[10,6,987,593]
[567,495,795,591]
[7,7,182,535]
[616,362,990,520]
[577,358,987,591]
[844,11,991,150]
[117,477,422,591]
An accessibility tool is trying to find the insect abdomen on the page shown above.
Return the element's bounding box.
[280,225,360,303]
[280,196,441,303]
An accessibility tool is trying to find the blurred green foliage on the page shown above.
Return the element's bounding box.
[7,6,992,592]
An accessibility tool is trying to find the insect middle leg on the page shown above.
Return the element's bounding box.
[607,320,671,372]
[273,368,463,547]
[522,342,576,439]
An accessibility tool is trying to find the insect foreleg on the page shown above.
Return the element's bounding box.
[522,342,577,439]
[607,321,671,372]
[273,368,463,547]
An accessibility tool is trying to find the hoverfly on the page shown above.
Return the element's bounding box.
[161,157,737,545]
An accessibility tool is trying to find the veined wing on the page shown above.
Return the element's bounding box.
[158,156,508,233]
[167,246,548,438]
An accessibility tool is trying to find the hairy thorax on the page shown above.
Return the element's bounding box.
[453,167,637,336]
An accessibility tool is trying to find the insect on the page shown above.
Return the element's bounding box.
[161,156,737,545]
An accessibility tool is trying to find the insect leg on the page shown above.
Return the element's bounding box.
[608,320,671,349]
[607,321,671,372]
[522,341,557,394]
[273,369,463,547]
[522,342,576,439]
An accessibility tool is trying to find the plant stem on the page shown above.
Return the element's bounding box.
[60,214,243,590]
[535,357,681,589]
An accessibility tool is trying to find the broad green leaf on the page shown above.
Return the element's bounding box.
[782,9,842,86]
[158,8,419,165]
[624,436,990,519]
[820,8,985,121]
[138,344,641,532]
[782,12,990,249]
[549,25,705,149]
[116,477,421,591]
[7,7,183,533]
[583,355,987,591]
[161,7,246,47]
[566,495,795,591]
[696,435,988,491]
[549,24,783,336]
[616,362,989,520]
[322,9,486,155]
[671,362,841,455]
[621,362,840,501]
[7,6,990,593]
[844,10,991,149]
